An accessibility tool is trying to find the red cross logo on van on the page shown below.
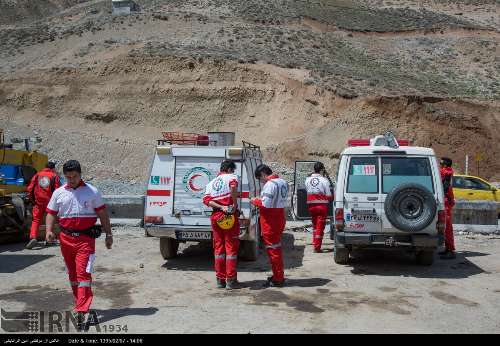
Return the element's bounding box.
[183,167,213,197]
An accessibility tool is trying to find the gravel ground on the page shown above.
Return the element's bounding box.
[1,227,500,333]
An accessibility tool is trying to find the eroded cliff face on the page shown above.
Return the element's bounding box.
[1,0,498,190]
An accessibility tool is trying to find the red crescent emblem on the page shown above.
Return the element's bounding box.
[188,174,203,192]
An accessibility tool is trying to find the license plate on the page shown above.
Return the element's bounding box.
[350,214,381,223]
[176,231,212,241]
[385,237,397,247]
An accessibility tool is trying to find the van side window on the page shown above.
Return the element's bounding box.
[347,157,378,193]
[381,157,434,193]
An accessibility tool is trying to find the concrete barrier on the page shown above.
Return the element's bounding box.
[102,195,499,233]
[452,200,498,226]
[103,195,145,220]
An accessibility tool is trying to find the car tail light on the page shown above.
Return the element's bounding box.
[437,210,446,233]
[397,139,410,146]
[335,208,345,231]
[144,216,163,224]
[348,139,370,147]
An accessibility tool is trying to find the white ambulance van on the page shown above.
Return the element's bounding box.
[144,132,262,261]
[332,133,446,266]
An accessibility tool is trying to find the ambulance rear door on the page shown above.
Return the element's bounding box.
[171,147,243,227]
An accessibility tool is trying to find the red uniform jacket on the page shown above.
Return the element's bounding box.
[27,168,61,206]
[440,166,455,208]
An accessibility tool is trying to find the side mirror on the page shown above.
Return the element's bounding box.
[492,186,498,192]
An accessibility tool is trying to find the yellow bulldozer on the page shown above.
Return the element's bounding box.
[0,128,49,243]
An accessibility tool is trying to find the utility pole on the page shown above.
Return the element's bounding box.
[475,153,482,177]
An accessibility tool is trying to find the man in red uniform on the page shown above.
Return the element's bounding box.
[439,157,456,260]
[251,164,288,288]
[45,160,113,328]
[305,162,333,253]
[203,160,241,290]
[25,161,61,249]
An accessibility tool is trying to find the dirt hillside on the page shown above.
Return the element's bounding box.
[0,0,498,192]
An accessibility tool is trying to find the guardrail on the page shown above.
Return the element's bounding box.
[453,200,498,225]
[103,195,145,220]
[103,195,499,233]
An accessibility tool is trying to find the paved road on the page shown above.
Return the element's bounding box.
[1,227,499,333]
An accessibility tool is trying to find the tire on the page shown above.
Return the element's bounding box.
[239,240,258,261]
[160,237,179,260]
[0,197,29,244]
[385,183,437,232]
[334,246,349,265]
[11,196,26,223]
[416,249,435,266]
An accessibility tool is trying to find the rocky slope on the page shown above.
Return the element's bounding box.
[0,0,498,192]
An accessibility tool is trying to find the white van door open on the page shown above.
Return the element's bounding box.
[292,161,334,219]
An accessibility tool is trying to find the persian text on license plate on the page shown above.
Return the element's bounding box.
[176,231,212,240]
[351,214,381,223]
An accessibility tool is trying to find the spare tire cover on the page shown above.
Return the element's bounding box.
[384,183,437,232]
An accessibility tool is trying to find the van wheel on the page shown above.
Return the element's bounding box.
[416,249,434,266]
[334,247,350,265]
[239,240,258,261]
[160,238,179,260]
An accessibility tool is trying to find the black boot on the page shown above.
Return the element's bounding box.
[25,239,38,250]
[216,278,226,289]
[440,251,456,260]
[73,312,86,331]
[226,278,243,290]
[262,276,285,288]
[438,248,449,256]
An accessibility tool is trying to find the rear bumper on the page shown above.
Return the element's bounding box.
[144,224,255,241]
[335,232,438,249]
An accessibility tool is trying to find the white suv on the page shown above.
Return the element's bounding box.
[332,133,446,265]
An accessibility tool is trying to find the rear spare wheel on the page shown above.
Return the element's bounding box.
[384,183,437,232]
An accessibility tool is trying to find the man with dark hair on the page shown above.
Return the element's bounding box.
[251,164,288,287]
[439,157,456,259]
[45,160,113,327]
[305,162,333,253]
[63,160,82,174]
[202,159,242,290]
[25,160,61,249]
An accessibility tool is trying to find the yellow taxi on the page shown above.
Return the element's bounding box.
[452,174,499,204]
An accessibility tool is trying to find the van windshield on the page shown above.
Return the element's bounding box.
[382,157,434,193]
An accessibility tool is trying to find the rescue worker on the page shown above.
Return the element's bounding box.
[439,157,456,260]
[305,162,333,253]
[202,160,242,290]
[25,160,61,249]
[45,160,113,327]
[251,164,288,288]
